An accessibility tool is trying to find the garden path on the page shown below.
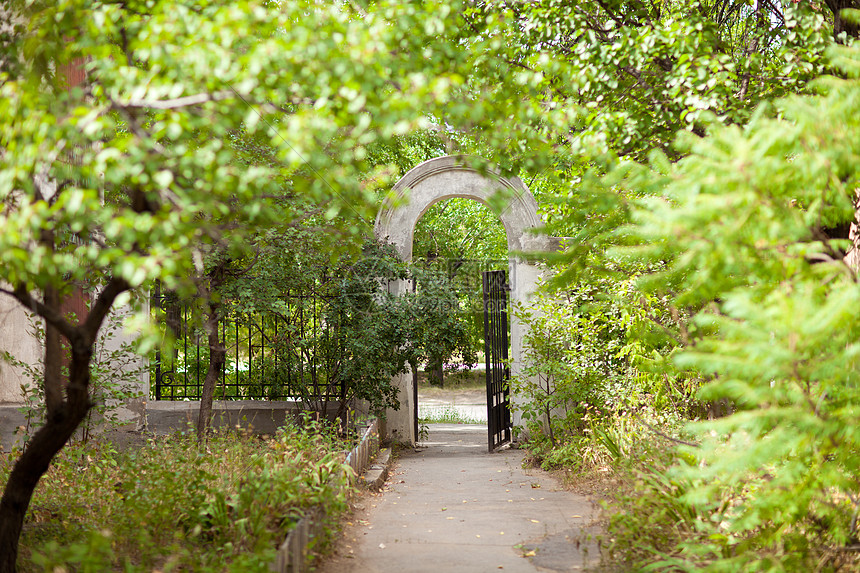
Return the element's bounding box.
[318,423,600,573]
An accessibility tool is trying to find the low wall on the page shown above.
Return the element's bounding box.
[0,400,346,451]
[144,400,325,435]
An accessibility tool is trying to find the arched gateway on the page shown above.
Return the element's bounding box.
[374,156,555,444]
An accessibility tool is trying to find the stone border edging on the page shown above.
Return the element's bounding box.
[360,447,391,491]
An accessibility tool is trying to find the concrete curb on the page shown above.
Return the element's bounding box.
[360,447,392,491]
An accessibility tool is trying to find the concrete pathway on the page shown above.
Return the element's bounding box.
[318,424,599,573]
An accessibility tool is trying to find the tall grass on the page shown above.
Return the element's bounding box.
[5,419,354,572]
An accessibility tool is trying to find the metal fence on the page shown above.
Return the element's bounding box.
[151,286,345,401]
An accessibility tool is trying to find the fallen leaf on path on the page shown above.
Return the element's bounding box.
[523,549,536,557]
[530,519,540,523]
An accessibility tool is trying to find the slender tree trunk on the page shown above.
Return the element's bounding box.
[430,360,443,388]
[196,304,225,441]
[845,192,860,269]
[0,394,90,571]
[43,286,63,414]
[196,261,227,442]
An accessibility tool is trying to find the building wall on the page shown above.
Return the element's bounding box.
[0,295,42,403]
[0,292,148,435]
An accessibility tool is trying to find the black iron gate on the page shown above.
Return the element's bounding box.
[483,270,512,452]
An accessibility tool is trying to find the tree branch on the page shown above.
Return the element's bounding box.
[81,277,131,348]
[123,90,233,110]
[639,420,700,447]
[9,285,77,343]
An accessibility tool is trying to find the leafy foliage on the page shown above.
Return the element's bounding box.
[592,40,860,571]
[10,420,352,572]
[0,0,576,562]
[468,0,831,162]
[512,278,691,469]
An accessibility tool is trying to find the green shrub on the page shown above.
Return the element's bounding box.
[599,40,860,572]
[8,419,353,572]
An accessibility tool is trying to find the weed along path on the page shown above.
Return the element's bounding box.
[319,424,600,573]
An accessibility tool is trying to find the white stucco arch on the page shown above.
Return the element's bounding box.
[374,155,555,444]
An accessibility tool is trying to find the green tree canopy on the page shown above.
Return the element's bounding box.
[0,0,571,567]
[599,39,860,570]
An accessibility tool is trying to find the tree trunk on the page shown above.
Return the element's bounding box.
[845,191,860,269]
[196,305,225,441]
[430,360,443,388]
[196,261,227,442]
[0,342,93,572]
[825,0,860,41]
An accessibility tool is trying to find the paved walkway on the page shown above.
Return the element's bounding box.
[318,424,599,573]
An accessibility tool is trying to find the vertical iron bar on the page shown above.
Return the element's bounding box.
[483,272,494,453]
[183,304,188,400]
[261,314,265,399]
[153,284,162,400]
[248,313,252,399]
[235,316,239,398]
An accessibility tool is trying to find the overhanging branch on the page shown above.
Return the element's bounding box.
[123,90,233,110]
[6,285,77,343]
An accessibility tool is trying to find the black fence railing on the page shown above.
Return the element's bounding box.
[151,288,345,402]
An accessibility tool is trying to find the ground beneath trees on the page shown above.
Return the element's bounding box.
[418,387,487,422]
[317,423,601,573]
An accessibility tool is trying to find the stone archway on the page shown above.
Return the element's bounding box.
[374,155,555,444]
